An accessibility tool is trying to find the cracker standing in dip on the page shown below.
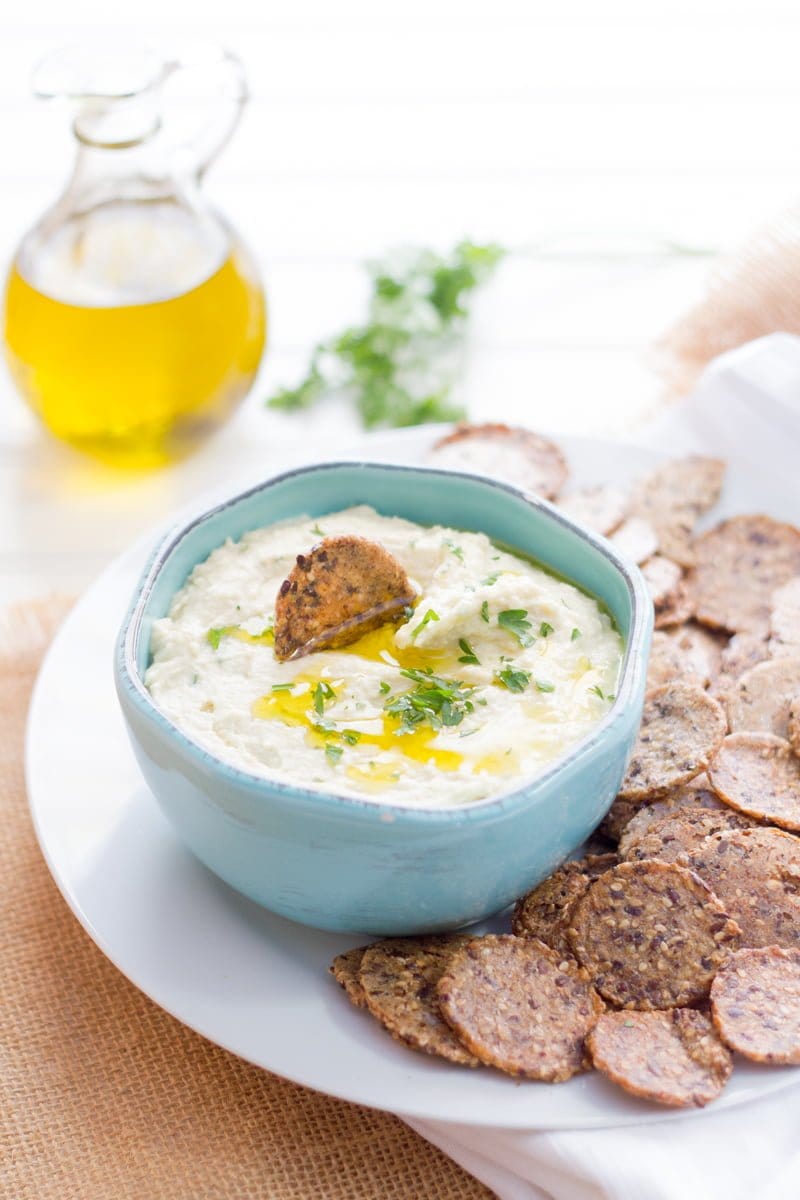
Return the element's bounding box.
[146,505,623,807]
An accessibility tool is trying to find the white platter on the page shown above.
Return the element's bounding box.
[27,426,800,1129]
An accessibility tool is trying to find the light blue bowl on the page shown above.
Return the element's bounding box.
[115,462,652,934]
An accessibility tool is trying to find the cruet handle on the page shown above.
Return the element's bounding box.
[163,46,248,179]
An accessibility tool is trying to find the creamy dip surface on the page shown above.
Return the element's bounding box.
[145,506,623,807]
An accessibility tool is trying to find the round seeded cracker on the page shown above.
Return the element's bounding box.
[359,936,479,1066]
[428,423,568,499]
[437,935,604,1081]
[711,947,800,1065]
[619,805,753,864]
[646,624,723,694]
[556,485,628,536]
[726,657,800,739]
[707,732,800,832]
[689,515,800,635]
[686,827,800,949]
[619,683,727,802]
[329,946,369,1008]
[769,576,800,656]
[512,853,618,955]
[273,535,416,660]
[609,518,659,565]
[629,456,726,568]
[587,1009,732,1108]
[789,698,800,757]
[567,860,741,1009]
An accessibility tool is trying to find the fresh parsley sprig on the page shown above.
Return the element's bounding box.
[497,609,535,648]
[267,241,504,429]
[385,668,476,732]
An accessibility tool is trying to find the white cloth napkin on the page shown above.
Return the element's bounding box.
[404,333,800,1200]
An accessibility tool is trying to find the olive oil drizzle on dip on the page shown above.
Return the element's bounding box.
[145,506,623,807]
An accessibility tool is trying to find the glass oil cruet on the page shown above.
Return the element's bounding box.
[3,45,266,468]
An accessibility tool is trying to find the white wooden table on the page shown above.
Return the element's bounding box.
[4,0,800,603]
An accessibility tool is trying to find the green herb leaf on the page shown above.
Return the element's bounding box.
[385,668,476,732]
[480,600,490,623]
[535,678,555,693]
[496,666,531,693]
[457,638,480,665]
[411,608,440,641]
[571,627,582,641]
[311,523,325,537]
[266,242,504,429]
[589,684,606,700]
[497,609,534,648]
[207,628,224,651]
[379,681,391,695]
[445,539,465,562]
[539,621,554,638]
[482,572,501,587]
[325,744,343,764]
[270,683,294,693]
[313,681,336,715]
[342,730,362,745]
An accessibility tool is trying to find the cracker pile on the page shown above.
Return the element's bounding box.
[328,424,800,1109]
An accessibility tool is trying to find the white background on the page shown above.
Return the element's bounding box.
[4,0,800,602]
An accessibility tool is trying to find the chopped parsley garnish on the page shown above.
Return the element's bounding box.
[266,241,504,429]
[310,523,325,537]
[497,609,534,648]
[571,627,582,641]
[342,730,362,745]
[207,627,225,650]
[457,638,480,665]
[379,681,391,695]
[313,681,336,715]
[270,682,294,693]
[480,600,490,623]
[539,621,554,638]
[482,572,501,587]
[535,678,555,693]
[385,668,476,731]
[411,607,440,640]
[445,539,465,561]
[325,744,343,764]
[589,684,605,699]
[496,666,531,693]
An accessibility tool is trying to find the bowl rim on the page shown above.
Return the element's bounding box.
[115,459,653,824]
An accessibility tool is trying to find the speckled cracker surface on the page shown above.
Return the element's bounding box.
[615,781,728,848]
[429,423,568,499]
[567,860,740,1009]
[646,624,723,694]
[726,657,800,739]
[711,947,800,1065]
[359,936,479,1066]
[587,1009,732,1107]
[512,854,617,956]
[707,732,800,832]
[619,683,727,801]
[789,698,800,757]
[629,456,725,568]
[689,515,800,635]
[619,805,753,864]
[329,946,368,1008]
[556,485,627,536]
[274,535,415,660]
[769,577,800,656]
[686,827,800,949]
[437,935,604,1081]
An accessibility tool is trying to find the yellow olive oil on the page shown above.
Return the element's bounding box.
[4,243,265,468]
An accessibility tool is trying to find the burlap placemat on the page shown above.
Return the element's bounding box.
[0,598,491,1200]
